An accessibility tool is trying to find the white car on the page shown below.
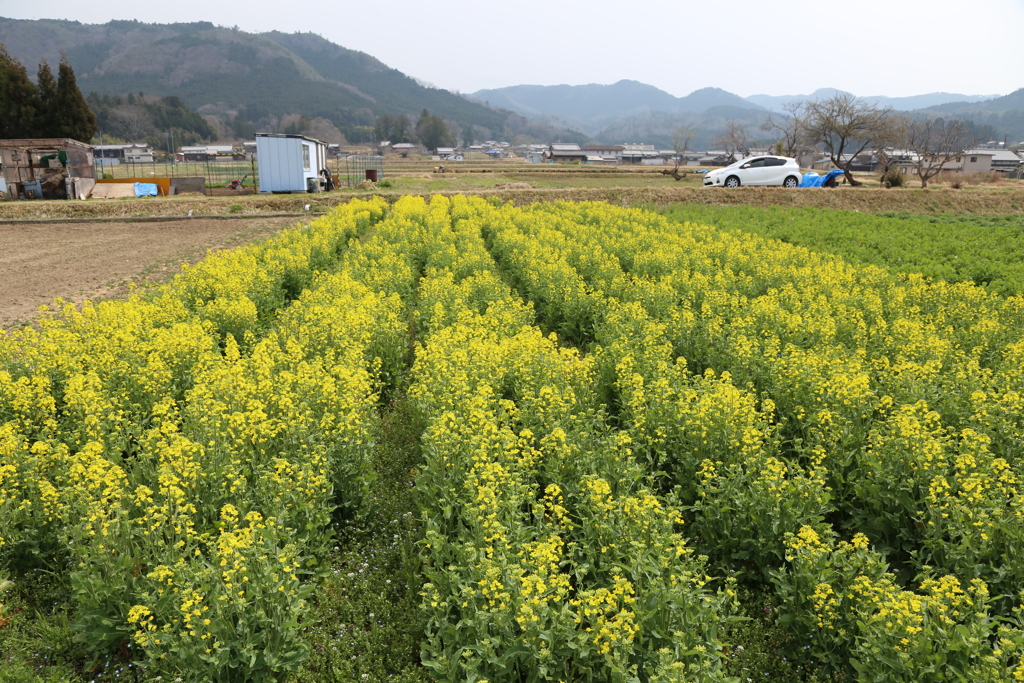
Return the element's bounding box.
[703,155,802,188]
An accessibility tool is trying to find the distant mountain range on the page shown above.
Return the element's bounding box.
[470,80,761,132]
[746,88,1001,112]
[1,16,1021,149]
[0,17,587,144]
[471,81,1024,148]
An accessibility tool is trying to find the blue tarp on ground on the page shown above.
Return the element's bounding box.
[799,169,846,188]
[134,182,158,197]
[798,171,822,187]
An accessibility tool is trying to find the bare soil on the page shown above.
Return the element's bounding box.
[0,216,304,327]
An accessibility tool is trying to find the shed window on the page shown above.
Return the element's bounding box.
[971,156,978,163]
[303,146,311,171]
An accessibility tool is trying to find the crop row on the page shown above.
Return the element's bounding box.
[386,196,734,682]
[478,200,1024,680]
[0,198,408,680]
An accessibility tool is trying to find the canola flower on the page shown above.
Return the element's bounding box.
[474,199,1024,678]
[5,195,1024,680]
[0,199,399,680]
[407,196,735,682]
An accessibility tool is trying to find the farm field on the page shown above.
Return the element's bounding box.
[0,216,305,327]
[2,164,1023,223]
[2,194,1024,682]
[659,205,1024,296]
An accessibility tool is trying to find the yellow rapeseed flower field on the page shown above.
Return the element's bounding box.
[4,195,1024,681]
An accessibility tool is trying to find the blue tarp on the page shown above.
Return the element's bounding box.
[134,182,158,197]
[798,171,822,187]
[799,169,845,188]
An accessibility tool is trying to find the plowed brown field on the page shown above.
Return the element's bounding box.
[0,216,304,326]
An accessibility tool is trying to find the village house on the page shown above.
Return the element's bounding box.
[93,143,155,165]
[620,144,659,164]
[983,148,1024,173]
[581,144,624,164]
[181,144,241,161]
[812,152,876,172]
[543,143,587,163]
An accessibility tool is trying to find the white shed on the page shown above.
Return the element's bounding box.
[255,134,328,193]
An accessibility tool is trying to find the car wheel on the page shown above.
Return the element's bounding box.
[725,176,740,188]
[783,176,799,188]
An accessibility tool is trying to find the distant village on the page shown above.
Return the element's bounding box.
[4,133,1023,201]
[87,136,1024,179]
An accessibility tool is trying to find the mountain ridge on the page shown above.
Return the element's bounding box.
[0,17,587,144]
[747,88,1002,112]
[470,80,764,134]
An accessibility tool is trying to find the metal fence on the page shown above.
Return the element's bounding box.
[96,158,260,188]
[343,155,385,188]
[95,155,359,191]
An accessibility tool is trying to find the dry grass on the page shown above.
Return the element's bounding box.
[2,169,1022,222]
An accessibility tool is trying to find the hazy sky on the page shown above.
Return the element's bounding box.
[4,0,1023,98]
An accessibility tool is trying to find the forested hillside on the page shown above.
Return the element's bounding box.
[0,17,584,144]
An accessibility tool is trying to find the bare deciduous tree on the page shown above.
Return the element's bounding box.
[761,100,806,159]
[714,121,751,163]
[109,106,154,142]
[899,117,976,187]
[662,126,697,181]
[803,93,898,186]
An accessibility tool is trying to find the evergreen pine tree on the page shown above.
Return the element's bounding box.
[393,115,412,144]
[0,43,41,138]
[54,53,97,142]
[35,60,59,137]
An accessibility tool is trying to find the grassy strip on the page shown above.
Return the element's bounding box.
[659,204,1024,296]
[296,397,429,683]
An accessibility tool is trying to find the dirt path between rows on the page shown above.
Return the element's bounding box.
[0,216,305,326]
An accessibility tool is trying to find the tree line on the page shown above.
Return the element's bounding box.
[0,43,96,142]
[372,109,457,150]
[85,92,216,150]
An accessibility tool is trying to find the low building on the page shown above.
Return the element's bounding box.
[581,144,623,163]
[255,133,327,193]
[620,144,659,164]
[877,148,920,173]
[677,151,704,166]
[813,152,875,172]
[182,144,243,161]
[0,138,95,200]
[986,149,1023,173]
[543,143,587,163]
[93,143,155,165]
